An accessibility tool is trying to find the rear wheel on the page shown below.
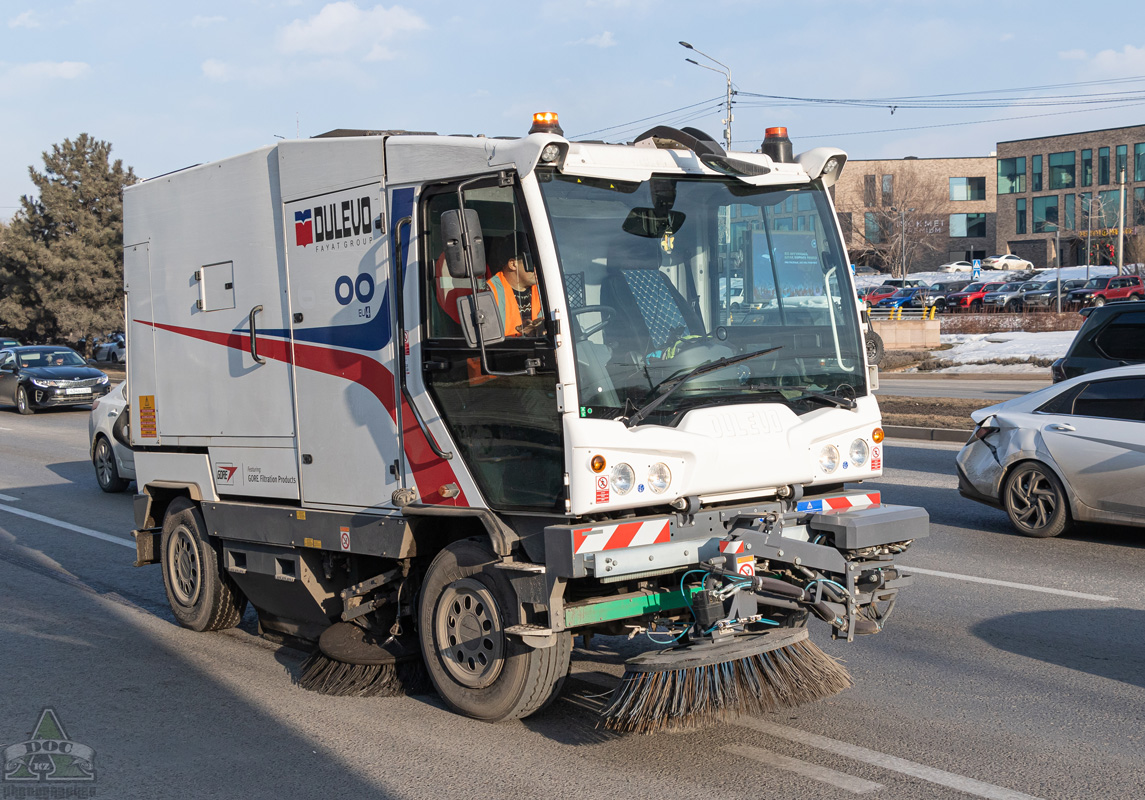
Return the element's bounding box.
[161,498,247,631]
[1003,462,1070,538]
[16,386,33,415]
[1129,293,1142,301]
[93,435,129,492]
[419,540,571,721]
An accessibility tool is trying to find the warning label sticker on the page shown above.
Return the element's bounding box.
[595,475,609,504]
[871,444,882,471]
[736,555,755,577]
[339,526,351,551]
[138,395,157,438]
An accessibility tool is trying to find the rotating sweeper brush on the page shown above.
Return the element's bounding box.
[296,621,430,697]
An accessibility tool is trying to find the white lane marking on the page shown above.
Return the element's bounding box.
[901,565,1115,603]
[0,503,135,549]
[0,493,20,502]
[725,745,882,794]
[738,719,1048,800]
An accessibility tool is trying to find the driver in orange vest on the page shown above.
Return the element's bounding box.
[486,232,543,337]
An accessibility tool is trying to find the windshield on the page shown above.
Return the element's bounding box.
[963,283,984,292]
[891,289,916,298]
[19,349,86,368]
[1083,278,1109,288]
[538,171,865,423]
[999,282,1023,292]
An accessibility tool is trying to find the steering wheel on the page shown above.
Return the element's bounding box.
[570,305,617,341]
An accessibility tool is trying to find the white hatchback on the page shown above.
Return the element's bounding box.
[88,381,135,492]
[957,365,1145,537]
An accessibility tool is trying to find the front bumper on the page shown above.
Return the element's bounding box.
[28,383,111,408]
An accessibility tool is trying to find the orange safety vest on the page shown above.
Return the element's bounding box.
[486,271,541,337]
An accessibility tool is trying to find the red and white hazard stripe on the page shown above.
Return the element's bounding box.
[572,519,670,555]
[719,540,745,554]
[824,491,880,510]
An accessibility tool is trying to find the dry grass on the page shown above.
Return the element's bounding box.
[878,395,989,429]
[940,312,1084,335]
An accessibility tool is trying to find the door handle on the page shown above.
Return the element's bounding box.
[1046,423,1075,432]
[249,305,265,364]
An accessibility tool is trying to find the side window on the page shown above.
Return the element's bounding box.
[422,182,545,341]
[1071,377,1145,421]
[1093,312,1145,362]
[0,351,12,368]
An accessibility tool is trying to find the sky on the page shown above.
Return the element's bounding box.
[3,0,1145,221]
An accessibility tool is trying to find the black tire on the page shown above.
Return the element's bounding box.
[1092,296,1107,307]
[16,385,33,415]
[865,331,884,366]
[110,352,119,364]
[418,539,571,721]
[1129,293,1142,301]
[160,497,247,631]
[1003,461,1070,538]
[970,300,982,313]
[93,435,129,492]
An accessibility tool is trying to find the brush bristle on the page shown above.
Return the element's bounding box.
[601,638,853,733]
[295,651,432,697]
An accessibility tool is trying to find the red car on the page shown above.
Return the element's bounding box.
[946,281,1006,312]
[862,285,900,306]
[1066,275,1144,308]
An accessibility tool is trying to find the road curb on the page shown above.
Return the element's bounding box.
[885,425,971,443]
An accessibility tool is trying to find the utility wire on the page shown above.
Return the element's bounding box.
[569,95,723,140]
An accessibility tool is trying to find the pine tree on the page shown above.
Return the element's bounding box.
[0,134,136,349]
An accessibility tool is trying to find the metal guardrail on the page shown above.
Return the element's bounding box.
[868,307,939,321]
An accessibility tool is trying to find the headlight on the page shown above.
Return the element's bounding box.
[98,374,109,385]
[647,462,671,494]
[32,378,63,388]
[818,444,840,473]
[849,438,869,467]
[611,463,635,495]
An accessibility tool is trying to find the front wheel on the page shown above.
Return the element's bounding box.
[93,435,130,492]
[970,300,982,313]
[161,498,247,631]
[419,540,570,721]
[1093,296,1107,307]
[16,385,33,415]
[1003,462,1070,538]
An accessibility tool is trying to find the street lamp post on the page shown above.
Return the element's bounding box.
[680,41,733,151]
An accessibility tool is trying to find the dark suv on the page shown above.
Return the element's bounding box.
[1051,303,1145,382]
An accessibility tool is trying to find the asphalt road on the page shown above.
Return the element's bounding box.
[2,409,1143,799]
[877,374,1052,401]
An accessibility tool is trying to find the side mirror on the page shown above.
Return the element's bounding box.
[441,209,486,279]
[458,292,506,349]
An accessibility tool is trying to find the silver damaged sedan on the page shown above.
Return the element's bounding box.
[957,365,1145,537]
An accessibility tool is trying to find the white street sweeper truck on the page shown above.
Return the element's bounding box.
[123,114,927,732]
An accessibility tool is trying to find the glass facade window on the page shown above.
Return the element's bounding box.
[1064,194,1075,230]
[1033,196,1058,233]
[1048,151,1075,190]
[1117,145,1128,181]
[1081,192,1092,230]
[1015,198,1027,234]
[1031,155,1043,192]
[1099,190,1120,227]
[949,213,986,238]
[1099,147,1110,185]
[949,177,986,201]
[1135,187,1145,227]
[1081,149,1093,187]
[1136,144,1145,182]
[864,211,881,243]
[881,174,893,207]
[864,175,876,206]
[998,157,1026,194]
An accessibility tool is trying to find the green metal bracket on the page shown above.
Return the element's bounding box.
[564,586,702,628]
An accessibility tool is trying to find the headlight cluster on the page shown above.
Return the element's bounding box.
[601,459,673,496]
[818,435,876,474]
[32,378,65,388]
[98,374,109,384]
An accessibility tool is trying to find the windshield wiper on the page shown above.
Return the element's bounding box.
[747,384,858,410]
[624,346,783,428]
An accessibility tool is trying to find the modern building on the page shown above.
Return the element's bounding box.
[995,124,1145,268]
[832,156,996,274]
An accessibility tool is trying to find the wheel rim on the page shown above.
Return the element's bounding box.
[167,526,202,606]
[17,388,26,411]
[1007,467,1058,532]
[434,577,505,689]
[95,440,115,487]
[866,338,877,360]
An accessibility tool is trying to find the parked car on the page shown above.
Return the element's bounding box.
[875,287,924,309]
[982,254,1034,270]
[1065,275,1144,308]
[937,261,974,273]
[0,337,19,348]
[1021,279,1087,310]
[945,281,1006,312]
[916,280,971,311]
[957,364,1145,537]
[982,281,1042,311]
[93,333,126,364]
[1050,303,1145,382]
[89,380,135,491]
[879,278,930,289]
[863,285,901,306]
[0,345,111,414]
[852,264,881,275]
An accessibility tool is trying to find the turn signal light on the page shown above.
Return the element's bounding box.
[872,427,885,443]
[590,454,606,473]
